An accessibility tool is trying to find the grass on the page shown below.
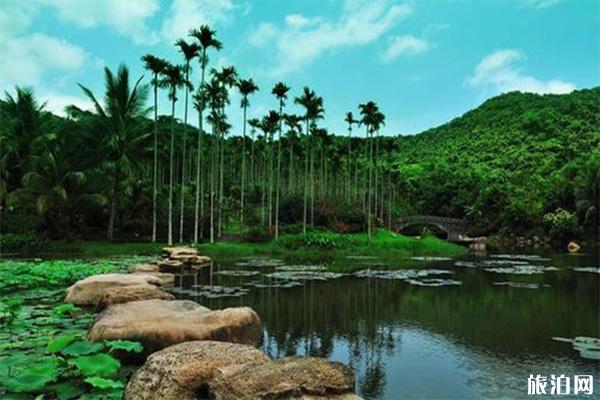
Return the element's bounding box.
[6,229,466,262]
[196,229,466,262]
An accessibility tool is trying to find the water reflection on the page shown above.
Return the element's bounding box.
[174,252,599,399]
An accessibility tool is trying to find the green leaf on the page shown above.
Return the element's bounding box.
[61,341,104,356]
[46,335,76,353]
[104,340,143,353]
[2,358,59,393]
[73,353,120,377]
[84,376,124,389]
[52,304,80,316]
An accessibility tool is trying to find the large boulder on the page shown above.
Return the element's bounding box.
[87,300,262,354]
[124,341,269,400]
[209,357,357,400]
[98,285,174,309]
[65,274,162,306]
[162,246,198,257]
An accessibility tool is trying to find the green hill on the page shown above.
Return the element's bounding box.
[387,88,599,235]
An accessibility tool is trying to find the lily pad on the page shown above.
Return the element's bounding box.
[85,376,124,389]
[493,282,549,289]
[73,353,120,377]
[104,340,143,353]
[484,265,559,275]
[215,270,260,277]
[573,267,600,274]
[2,358,59,393]
[61,341,104,356]
[46,334,76,353]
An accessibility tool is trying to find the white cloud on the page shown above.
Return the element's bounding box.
[249,0,413,76]
[41,92,93,116]
[0,33,88,88]
[38,0,160,45]
[161,0,233,43]
[521,0,561,9]
[467,49,575,95]
[248,23,278,48]
[382,35,430,61]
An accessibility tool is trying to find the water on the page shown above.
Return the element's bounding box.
[172,251,600,399]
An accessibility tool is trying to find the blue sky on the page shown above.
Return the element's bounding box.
[0,0,598,135]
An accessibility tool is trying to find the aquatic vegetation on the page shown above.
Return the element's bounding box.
[490,254,551,262]
[405,278,462,287]
[265,271,345,281]
[215,270,261,277]
[573,267,600,274]
[410,256,453,261]
[552,336,600,360]
[493,282,550,289]
[454,261,478,268]
[275,265,327,272]
[484,265,560,275]
[245,280,304,289]
[187,285,249,298]
[355,269,453,280]
[235,258,285,267]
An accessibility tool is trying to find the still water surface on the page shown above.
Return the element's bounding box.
[173,251,599,399]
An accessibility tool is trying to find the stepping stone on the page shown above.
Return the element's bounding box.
[129,263,160,273]
[87,300,262,355]
[65,273,162,306]
[99,285,174,309]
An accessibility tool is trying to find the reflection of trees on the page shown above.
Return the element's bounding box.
[178,263,599,399]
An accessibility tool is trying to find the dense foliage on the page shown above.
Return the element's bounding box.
[0,26,597,245]
[0,257,152,398]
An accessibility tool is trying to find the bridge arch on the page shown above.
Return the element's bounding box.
[392,215,467,242]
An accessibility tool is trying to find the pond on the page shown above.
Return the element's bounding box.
[171,250,599,399]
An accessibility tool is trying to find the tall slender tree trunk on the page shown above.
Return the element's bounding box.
[107,168,119,241]
[268,131,274,228]
[168,99,176,245]
[152,74,159,242]
[210,125,216,243]
[302,116,310,233]
[240,105,247,226]
[194,51,207,243]
[218,129,225,238]
[275,101,284,238]
[367,128,374,239]
[179,62,191,243]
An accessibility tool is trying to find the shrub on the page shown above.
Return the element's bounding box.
[243,226,272,243]
[543,208,582,242]
[0,233,51,254]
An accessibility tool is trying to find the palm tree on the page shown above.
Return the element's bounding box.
[248,117,260,196]
[78,64,149,241]
[359,101,383,239]
[271,82,290,238]
[344,111,359,201]
[283,114,302,194]
[236,78,259,226]
[189,25,222,243]
[175,39,199,243]
[213,66,237,238]
[294,88,324,233]
[141,54,168,243]
[162,64,187,245]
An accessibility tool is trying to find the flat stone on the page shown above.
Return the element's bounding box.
[65,274,162,306]
[133,271,175,286]
[129,264,160,273]
[99,285,174,309]
[209,356,357,400]
[124,341,269,400]
[87,300,262,355]
[162,247,198,257]
[159,259,184,271]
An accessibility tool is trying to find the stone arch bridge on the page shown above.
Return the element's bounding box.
[393,215,467,242]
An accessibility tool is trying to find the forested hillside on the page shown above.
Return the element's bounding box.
[388,87,599,235]
[1,82,598,246]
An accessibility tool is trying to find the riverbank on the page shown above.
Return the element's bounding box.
[10,229,466,261]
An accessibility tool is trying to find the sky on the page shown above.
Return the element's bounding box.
[0,0,598,136]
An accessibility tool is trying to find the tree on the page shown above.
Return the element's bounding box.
[162,63,187,245]
[283,114,302,194]
[236,78,259,226]
[271,82,290,238]
[174,39,200,243]
[141,54,168,243]
[189,25,222,243]
[77,64,149,240]
[344,111,359,200]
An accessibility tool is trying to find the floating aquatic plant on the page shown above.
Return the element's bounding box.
[493,282,550,289]
[275,265,327,272]
[234,258,284,267]
[491,254,550,261]
[484,265,559,275]
[215,270,261,277]
[573,267,600,274]
[552,336,600,360]
[265,271,344,281]
[405,278,462,287]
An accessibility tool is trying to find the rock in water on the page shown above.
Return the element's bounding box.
[99,285,174,309]
[65,273,163,306]
[567,241,581,253]
[87,300,262,354]
[209,356,357,400]
[129,263,160,273]
[124,341,269,400]
[158,259,185,271]
[162,246,198,257]
[132,271,175,286]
